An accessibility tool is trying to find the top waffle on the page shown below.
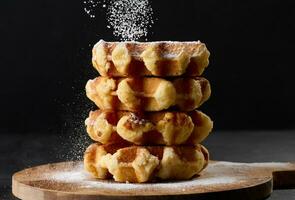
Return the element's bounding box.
[92,40,210,77]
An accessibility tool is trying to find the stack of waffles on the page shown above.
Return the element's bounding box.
[84,40,213,183]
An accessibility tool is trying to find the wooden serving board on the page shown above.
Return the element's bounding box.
[12,161,295,200]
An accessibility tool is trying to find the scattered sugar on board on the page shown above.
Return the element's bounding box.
[83,0,154,41]
[47,163,241,191]
[48,164,91,183]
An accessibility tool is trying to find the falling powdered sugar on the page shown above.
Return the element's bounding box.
[83,0,154,41]
[83,0,99,18]
[106,0,154,41]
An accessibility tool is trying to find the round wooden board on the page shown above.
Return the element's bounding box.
[12,161,295,200]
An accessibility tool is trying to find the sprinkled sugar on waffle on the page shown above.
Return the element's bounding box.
[92,40,210,77]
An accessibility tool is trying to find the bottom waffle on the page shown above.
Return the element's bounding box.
[84,143,209,183]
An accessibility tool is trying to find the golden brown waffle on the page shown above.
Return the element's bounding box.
[85,110,213,145]
[85,77,211,111]
[92,40,210,77]
[84,143,209,183]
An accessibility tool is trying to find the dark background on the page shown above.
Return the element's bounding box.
[1,0,295,134]
[1,1,295,199]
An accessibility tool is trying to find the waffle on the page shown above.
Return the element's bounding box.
[85,110,213,145]
[85,77,211,111]
[84,143,209,183]
[92,40,210,77]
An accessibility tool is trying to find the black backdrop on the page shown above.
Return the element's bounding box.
[1,0,295,134]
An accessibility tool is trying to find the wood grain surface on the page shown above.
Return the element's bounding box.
[12,161,295,200]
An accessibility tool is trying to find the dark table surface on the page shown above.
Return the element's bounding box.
[1,130,295,200]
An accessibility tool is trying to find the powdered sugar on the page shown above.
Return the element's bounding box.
[128,113,150,125]
[79,176,238,190]
[106,0,154,41]
[83,0,100,18]
[83,0,154,41]
[47,162,240,191]
[48,164,91,183]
